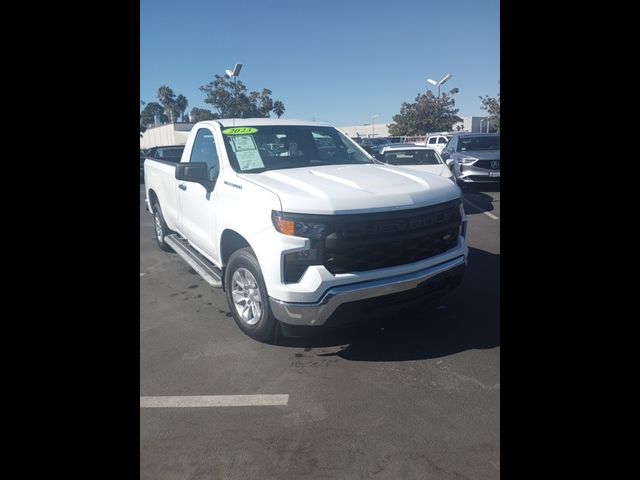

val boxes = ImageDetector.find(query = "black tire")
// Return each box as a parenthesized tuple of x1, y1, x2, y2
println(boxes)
(152, 201, 174, 252)
(224, 247, 278, 343)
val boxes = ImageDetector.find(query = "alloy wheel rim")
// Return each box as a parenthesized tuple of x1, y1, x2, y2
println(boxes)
(231, 268, 262, 326)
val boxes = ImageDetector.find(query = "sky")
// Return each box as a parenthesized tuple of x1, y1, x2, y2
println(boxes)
(140, 0, 499, 127)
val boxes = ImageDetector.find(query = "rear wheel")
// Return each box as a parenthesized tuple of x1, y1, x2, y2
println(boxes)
(152, 202, 174, 252)
(224, 247, 278, 343)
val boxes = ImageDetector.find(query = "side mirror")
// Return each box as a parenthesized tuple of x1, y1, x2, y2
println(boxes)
(446, 159, 454, 167)
(175, 162, 214, 191)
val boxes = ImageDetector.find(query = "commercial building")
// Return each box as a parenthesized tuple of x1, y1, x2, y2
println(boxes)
(336, 115, 496, 139)
(140, 115, 497, 150)
(140, 123, 195, 149)
(336, 123, 391, 138)
(452, 116, 497, 133)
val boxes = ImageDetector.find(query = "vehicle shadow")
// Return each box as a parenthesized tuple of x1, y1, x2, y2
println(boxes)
(275, 246, 500, 361)
(462, 190, 498, 215)
(462, 183, 500, 193)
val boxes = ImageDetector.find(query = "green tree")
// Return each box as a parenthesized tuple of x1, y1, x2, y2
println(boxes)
(140, 100, 147, 135)
(388, 89, 462, 136)
(175, 94, 189, 122)
(258, 88, 274, 117)
(189, 107, 218, 122)
(157, 85, 177, 123)
(273, 100, 285, 118)
(199, 74, 285, 118)
(140, 102, 167, 128)
(479, 92, 500, 133)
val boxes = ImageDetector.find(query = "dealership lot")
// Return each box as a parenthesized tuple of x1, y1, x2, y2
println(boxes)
(140, 184, 500, 480)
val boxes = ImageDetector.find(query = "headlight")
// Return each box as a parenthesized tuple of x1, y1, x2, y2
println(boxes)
(272, 211, 327, 283)
(459, 157, 477, 165)
(272, 211, 326, 238)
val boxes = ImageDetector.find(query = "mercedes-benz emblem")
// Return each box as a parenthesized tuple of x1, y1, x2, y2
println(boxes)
(491, 160, 499, 169)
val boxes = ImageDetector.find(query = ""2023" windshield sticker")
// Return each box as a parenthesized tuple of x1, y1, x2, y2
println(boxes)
(222, 127, 258, 135)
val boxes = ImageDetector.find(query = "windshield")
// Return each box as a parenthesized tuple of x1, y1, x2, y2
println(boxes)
(381, 149, 443, 166)
(221, 125, 373, 173)
(457, 135, 500, 152)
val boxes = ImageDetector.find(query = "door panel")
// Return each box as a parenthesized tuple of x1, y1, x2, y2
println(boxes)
(178, 127, 221, 261)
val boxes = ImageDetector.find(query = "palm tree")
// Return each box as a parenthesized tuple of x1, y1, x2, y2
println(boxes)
(157, 86, 177, 123)
(175, 94, 188, 122)
(273, 100, 285, 119)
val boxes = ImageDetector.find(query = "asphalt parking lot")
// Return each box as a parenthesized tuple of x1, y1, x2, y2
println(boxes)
(140, 183, 500, 480)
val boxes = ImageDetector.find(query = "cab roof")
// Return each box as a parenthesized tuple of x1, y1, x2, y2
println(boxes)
(198, 118, 332, 128)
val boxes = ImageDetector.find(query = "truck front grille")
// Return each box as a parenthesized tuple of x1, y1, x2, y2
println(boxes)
(322, 200, 461, 275)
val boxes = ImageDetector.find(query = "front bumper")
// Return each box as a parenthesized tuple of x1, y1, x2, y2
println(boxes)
(269, 255, 465, 326)
(458, 165, 500, 182)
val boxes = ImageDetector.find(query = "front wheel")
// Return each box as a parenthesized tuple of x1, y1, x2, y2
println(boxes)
(224, 247, 278, 343)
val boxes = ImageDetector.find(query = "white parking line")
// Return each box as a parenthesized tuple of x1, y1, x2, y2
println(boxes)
(140, 394, 289, 408)
(464, 199, 500, 220)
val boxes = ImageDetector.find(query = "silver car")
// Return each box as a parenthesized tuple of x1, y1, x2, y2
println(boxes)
(440, 133, 500, 185)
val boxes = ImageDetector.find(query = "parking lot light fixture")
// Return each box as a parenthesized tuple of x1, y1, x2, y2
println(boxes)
(427, 73, 453, 98)
(372, 114, 380, 138)
(225, 63, 243, 117)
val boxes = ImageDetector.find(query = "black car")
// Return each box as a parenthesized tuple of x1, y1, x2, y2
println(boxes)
(141, 145, 185, 179)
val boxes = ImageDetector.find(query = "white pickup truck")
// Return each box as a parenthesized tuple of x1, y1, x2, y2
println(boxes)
(144, 119, 468, 342)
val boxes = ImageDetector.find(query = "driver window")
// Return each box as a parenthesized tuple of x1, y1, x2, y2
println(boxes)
(189, 128, 219, 181)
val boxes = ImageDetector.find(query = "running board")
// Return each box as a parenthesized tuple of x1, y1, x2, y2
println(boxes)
(165, 234, 223, 288)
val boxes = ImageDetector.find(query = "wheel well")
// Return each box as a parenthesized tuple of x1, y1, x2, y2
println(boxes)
(220, 230, 251, 267)
(148, 189, 159, 213)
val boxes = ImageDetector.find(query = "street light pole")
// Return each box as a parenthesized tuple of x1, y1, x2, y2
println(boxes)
(225, 63, 243, 117)
(372, 114, 380, 138)
(427, 74, 453, 98)
(234, 76, 238, 116)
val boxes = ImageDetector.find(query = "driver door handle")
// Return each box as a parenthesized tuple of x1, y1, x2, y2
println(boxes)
(179, 184, 187, 191)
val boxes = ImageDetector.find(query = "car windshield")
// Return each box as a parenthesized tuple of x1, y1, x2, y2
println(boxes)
(157, 147, 184, 161)
(221, 125, 373, 173)
(381, 149, 443, 166)
(457, 135, 500, 152)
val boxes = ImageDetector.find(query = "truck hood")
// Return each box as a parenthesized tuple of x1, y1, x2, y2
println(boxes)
(394, 164, 453, 178)
(457, 150, 500, 160)
(240, 164, 461, 215)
